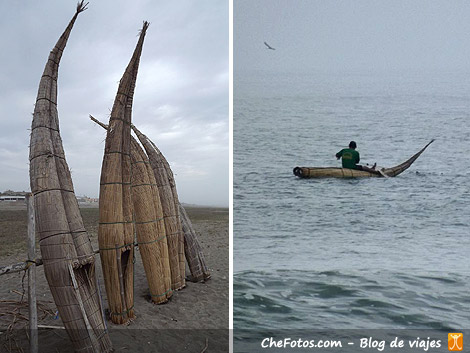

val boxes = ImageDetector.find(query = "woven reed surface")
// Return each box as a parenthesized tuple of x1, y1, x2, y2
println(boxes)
(179, 204, 211, 281)
(179, 204, 203, 281)
(29, 2, 112, 352)
(149, 140, 187, 287)
(91, 115, 173, 303)
(131, 138, 172, 303)
(382, 139, 434, 177)
(300, 167, 378, 178)
(145, 132, 210, 282)
(98, 21, 149, 324)
(132, 126, 184, 290)
(145, 137, 186, 286)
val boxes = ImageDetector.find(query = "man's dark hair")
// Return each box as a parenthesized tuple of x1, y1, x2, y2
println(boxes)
(349, 141, 357, 149)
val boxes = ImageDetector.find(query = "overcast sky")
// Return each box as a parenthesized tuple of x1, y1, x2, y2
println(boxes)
(0, 0, 228, 207)
(235, 0, 470, 73)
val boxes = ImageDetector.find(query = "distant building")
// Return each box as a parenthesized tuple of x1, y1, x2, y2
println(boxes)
(0, 195, 26, 202)
(76, 196, 99, 203)
(1, 192, 98, 203)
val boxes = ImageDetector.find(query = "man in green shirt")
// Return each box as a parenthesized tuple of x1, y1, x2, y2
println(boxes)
(336, 141, 376, 172)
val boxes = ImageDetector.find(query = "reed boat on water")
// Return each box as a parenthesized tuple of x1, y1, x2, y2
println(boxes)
(293, 140, 434, 178)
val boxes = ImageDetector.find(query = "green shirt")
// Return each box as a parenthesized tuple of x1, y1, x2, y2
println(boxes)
(336, 148, 360, 169)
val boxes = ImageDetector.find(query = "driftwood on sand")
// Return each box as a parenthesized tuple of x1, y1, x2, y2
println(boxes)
(91, 116, 172, 304)
(28, 2, 111, 352)
(98, 21, 149, 324)
(132, 125, 210, 282)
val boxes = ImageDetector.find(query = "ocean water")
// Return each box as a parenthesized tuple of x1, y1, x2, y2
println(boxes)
(233, 70, 470, 336)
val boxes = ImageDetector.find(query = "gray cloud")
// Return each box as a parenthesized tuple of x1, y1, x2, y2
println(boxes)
(0, 0, 228, 207)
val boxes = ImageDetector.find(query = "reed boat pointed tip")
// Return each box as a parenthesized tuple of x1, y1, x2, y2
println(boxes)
(76, 1, 89, 13)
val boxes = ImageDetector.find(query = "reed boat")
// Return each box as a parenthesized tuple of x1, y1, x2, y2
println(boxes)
(98, 22, 149, 324)
(29, 2, 112, 351)
(293, 140, 434, 178)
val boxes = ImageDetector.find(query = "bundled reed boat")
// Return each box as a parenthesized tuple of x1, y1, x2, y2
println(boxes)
(132, 125, 185, 290)
(91, 116, 172, 303)
(29, 2, 112, 351)
(132, 126, 212, 284)
(179, 203, 211, 282)
(130, 138, 173, 302)
(138, 132, 210, 282)
(94, 119, 210, 284)
(98, 22, 149, 324)
(293, 140, 434, 178)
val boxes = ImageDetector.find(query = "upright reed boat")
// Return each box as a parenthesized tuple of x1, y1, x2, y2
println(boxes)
(29, 2, 112, 351)
(98, 22, 148, 324)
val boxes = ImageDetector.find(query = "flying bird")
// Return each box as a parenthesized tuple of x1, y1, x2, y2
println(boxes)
(264, 41, 275, 50)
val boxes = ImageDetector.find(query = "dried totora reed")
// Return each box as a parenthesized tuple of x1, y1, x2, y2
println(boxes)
(98, 21, 149, 324)
(91, 115, 172, 303)
(29, 2, 112, 352)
